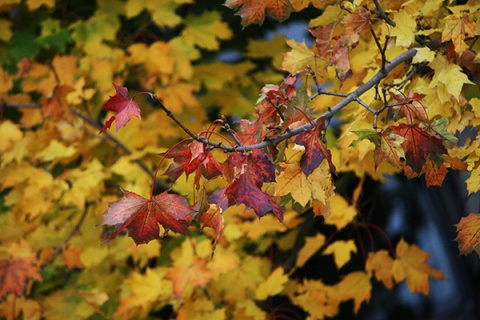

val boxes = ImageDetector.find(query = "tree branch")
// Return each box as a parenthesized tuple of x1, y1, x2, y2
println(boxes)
(185, 48, 418, 153)
(372, 0, 396, 27)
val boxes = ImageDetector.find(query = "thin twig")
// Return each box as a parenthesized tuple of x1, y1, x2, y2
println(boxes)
(373, 0, 396, 27)
(150, 94, 198, 140)
(221, 115, 243, 148)
(355, 97, 377, 114)
(371, 28, 387, 71)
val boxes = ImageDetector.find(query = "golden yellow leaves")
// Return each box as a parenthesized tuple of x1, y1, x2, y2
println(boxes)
(125, 0, 193, 27)
(442, 11, 476, 55)
(182, 11, 232, 50)
(366, 239, 444, 294)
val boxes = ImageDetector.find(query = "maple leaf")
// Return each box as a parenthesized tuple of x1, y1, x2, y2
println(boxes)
(344, 7, 371, 44)
(296, 233, 326, 268)
(353, 129, 406, 169)
(224, 0, 294, 27)
(201, 204, 224, 249)
(101, 189, 192, 245)
(390, 123, 447, 173)
(391, 91, 428, 124)
(330, 37, 352, 82)
(99, 83, 141, 133)
(295, 120, 336, 176)
(226, 171, 285, 221)
(393, 239, 444, 294)
(308, 24, 333, 58)
(220, 150, 284, 220)
(324, 240, 357, 269)
(0, 258, 42, 298)
(455, 213, 480, 257)
(424, 157, 448, 187)
(365, 250, 394, 289)
(442, 12, 476, 55)
(166, 257, 212, 298)
(163, 141, 223, 185)
(255, 267, 289, 300)
(336, 271, 372, 314)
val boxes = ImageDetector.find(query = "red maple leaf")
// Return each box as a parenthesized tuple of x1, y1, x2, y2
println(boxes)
(295, 120, 336, 176)
(391, 91, 427, 124)
(213, 150, 284, 220)
(101, 189, 192, 245)
(226, 172, 284, 221)
(0, 258, 42, 298)
(390, 123, 447, 173)
(163, 141, 223, 186)
(237, 119, 262, 145)
(225, 0, 294, 27)
(99, 84, 141, 133)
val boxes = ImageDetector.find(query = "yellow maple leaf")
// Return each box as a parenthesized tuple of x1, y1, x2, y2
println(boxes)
(323, 240, 357, 269)
(176, 296, 225, 320)
(455, 213, 480, 257)
(296, 233, 326, 268)
(442, 12, 476, 55)
(127, 41, 175, 77)
(429, 54, 473, 102)
(324, 194, 357, 229)
(255, 267, 289, 300)
(0, 121, 23, 152)
(292, 279, 340, 319)
(390, 11, 416, 47)
(182, 11, 232, 50)
(282, 39, 325, 76)
(117, 268, 172, 314)
(392, 238, 444, 294)
(125, 0, 193, 27)
(335, 271, 372, 314)
(274, 162, 312, 207)
(246, 34, 287, 69)
(0, 19, 12, 42)
(466, 166, 480, 195)
(365, 250, 394, 289)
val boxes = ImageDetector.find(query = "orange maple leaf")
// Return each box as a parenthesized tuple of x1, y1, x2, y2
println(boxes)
(455, 213, 480, 257)
(392, 239, 444, 294)
(424, 157, 448, 187)
(225, 0, 294, 27)
(365, 250, 394, 289)
(166, 257, 212, 298)
(442, 12, 476, 55)
(0, 258, 42, 298)
(344, 7, 371, 44)
(201, 204, 224, 249)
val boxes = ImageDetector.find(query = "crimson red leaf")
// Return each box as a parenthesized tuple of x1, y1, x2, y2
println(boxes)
(295, 120, 336, 176)
(390, 123, 447, 173)
(163, 141, 223, 185)
(99, 83, 141, 133)
(226, 172, 284, 221)
(101, 189, 192, 245)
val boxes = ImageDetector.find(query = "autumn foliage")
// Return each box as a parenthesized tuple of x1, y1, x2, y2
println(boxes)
(1, 0, 480, 319)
